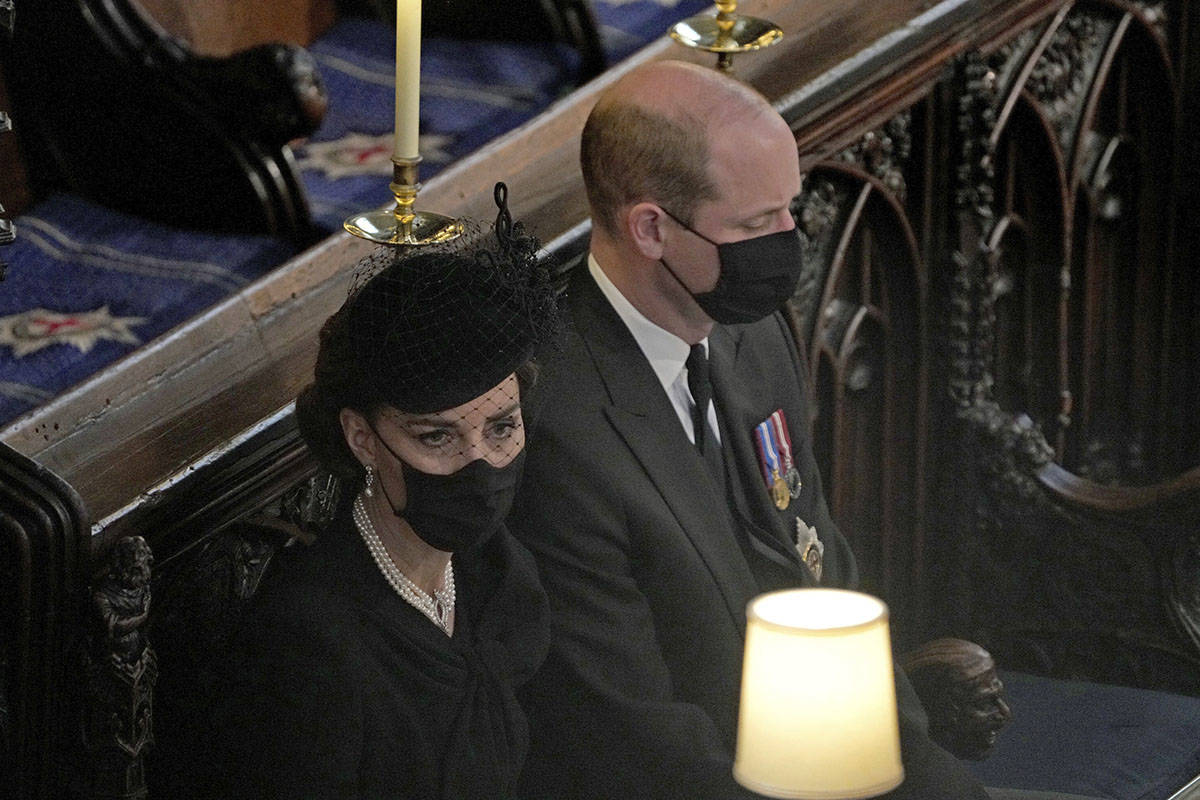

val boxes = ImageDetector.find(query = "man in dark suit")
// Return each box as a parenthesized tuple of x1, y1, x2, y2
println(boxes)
(510, 59, 995, 799)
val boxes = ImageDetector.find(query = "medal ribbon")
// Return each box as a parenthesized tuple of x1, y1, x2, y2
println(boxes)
(754, 416, 783, 488)
(768, 410, 794, 474)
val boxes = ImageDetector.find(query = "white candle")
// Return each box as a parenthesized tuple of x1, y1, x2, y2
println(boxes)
(394, 0, 422, 161)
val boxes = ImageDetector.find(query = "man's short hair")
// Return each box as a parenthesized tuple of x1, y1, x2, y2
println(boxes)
(580, 100, 718, 235)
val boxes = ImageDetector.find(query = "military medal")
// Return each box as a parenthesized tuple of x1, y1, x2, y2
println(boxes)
(770, 470, 790, 510)
(754, 409, 802, 510)
(795, 519, 824, 583)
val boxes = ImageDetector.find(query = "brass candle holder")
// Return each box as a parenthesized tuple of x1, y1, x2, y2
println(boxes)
(344, 157, 463, 246)
(669, 0, 783, 72)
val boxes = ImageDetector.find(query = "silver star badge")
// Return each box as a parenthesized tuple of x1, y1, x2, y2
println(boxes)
(794, 518, 824, 582)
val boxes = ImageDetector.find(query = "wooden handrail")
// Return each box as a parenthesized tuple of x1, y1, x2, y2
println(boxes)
(1037, 462, 1200, 517)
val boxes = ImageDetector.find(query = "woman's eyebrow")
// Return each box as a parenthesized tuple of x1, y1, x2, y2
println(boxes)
(401, 415, 455, 428)
(487, 401, 522, 422)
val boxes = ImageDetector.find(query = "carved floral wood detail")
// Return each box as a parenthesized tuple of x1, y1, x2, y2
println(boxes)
(933, 22, 1200, 691)
(835, 111, 913, 203)
(789, 3, 1198, 684)
(1025, 8, 1111, 159)
(81, 537, 156, 800)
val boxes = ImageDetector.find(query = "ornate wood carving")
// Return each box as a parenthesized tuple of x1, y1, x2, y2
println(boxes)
(834, 111, 913, 203)
(81, 537, 156, 800)
(790, 178, 848, 344)
(1025, 8, 1112, 160)
(1132, 1, 1167, 39)
(276, 471, 342, 535)
(145, 519, 298, 794)
(150, 527, 279, 673)
(931, 39, 1200, 692)
(786, 108, 927, 627)
(900, 638, 1013, 761)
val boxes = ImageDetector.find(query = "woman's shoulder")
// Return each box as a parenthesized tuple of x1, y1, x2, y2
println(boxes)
(237, 525, 375, 645)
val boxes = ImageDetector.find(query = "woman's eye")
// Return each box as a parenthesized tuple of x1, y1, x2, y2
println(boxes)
(417, 429, 453, 447)
(488, 417, 521, 439)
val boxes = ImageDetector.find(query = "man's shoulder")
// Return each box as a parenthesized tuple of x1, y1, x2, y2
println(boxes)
(530, 270, 616, 400)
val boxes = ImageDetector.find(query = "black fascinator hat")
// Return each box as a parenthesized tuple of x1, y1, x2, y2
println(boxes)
(296, 183, 561, 480)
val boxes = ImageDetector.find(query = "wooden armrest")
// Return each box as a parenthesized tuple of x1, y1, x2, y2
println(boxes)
(1037, 463, 1200, 520)
(900, 638, 1013, 760)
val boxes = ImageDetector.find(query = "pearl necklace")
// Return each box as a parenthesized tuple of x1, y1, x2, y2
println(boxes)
(352, 493, 455, 635)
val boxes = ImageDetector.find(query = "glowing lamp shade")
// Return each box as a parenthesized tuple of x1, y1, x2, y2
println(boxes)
(733, 589, 904, 799)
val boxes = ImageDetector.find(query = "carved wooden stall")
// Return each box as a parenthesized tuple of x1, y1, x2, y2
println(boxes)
(1, 0, 1198, 797)
(780, 0, 1200, 684)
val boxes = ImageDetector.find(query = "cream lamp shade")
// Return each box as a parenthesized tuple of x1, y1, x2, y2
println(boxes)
(733, 588, 904, 799)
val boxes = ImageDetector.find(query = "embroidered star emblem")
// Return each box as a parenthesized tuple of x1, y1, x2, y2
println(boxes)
(0, 307, 146, 357)
(297, 132, 456, 179)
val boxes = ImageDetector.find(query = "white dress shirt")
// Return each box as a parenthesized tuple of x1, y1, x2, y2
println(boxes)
(588, 254, 721, 445)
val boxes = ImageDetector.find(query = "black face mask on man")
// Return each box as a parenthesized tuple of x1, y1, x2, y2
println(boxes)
(369, 423, 525, 553)
(659, 207, 804, 325)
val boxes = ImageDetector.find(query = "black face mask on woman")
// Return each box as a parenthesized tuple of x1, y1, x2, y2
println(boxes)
(370, 424, 525, 553)
(659, 207, 804, 325)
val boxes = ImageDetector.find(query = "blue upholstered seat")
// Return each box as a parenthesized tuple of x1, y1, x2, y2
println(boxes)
(971, 672, 1200, 800)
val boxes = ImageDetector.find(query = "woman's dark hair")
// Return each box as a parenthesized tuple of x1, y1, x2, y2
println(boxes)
(294, 184, 558, 488)
(294, 308, 377, 486)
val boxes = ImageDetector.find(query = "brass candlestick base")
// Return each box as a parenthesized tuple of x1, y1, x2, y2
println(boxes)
(344, 157, 464, 246)
(669, 0, 782, 72)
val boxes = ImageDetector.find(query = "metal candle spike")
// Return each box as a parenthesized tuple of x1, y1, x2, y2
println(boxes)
(669, 0, 783, 73)
(344, 157, 463, 246)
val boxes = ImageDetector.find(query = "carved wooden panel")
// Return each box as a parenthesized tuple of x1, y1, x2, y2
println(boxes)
(788, 120, 927, 635)
(786, 2, 1198, 676)
(982, 0, 1191, 484)
(0, 441, 88, 800)
(922, 0, 1200, 691)
(6, 2, 1198, 794)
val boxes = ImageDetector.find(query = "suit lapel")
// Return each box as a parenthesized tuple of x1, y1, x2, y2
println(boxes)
(709, 325, 809, 577)
(569, 269, 760, 632)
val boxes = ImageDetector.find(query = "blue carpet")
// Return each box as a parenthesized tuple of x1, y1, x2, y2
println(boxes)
(0, 194, 294, 424)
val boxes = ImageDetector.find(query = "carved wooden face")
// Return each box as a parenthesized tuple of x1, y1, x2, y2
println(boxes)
(949, 668, 1012, 759)
(113, 537, 153, 587)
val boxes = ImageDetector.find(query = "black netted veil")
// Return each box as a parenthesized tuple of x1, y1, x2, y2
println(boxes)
(342, 183, 560, 414)
(295, 182, 562, 484)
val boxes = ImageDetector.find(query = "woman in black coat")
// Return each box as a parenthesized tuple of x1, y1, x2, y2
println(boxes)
(202, 187, 559, 798)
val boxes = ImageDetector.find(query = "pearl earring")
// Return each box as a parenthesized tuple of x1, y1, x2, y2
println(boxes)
(363, 464, 376, 498)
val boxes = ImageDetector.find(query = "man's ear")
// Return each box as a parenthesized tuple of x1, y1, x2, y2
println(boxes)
(625, 202, 668, 260)
(340, 407, 376, 468)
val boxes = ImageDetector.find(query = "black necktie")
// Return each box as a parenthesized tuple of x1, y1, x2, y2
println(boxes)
(686, 344, 725, 490)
